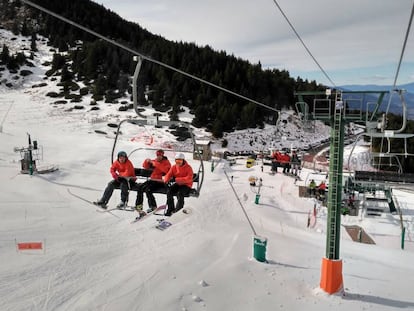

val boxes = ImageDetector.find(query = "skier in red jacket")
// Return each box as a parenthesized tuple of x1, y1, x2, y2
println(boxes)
(280, 152, 291, 174)
(271, 150, 281, 173)
(163, 153, 193, 216)
(317, 180, 327, 200)
(94, 151, 136, 209)
(135, 149, 171, 212)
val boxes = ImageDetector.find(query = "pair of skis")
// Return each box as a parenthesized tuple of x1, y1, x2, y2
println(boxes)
(95, 204, 135, 213)
(130, 205, 167, 224)
(132, 206, 192, 230)
(68, 188, 147, 217)
(154, 208, 192, 231)
(67, 189, 121, 218)
(67, 189, 191, 229)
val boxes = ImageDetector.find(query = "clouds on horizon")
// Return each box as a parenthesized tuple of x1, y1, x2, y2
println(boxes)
(98, 0, 413, 86)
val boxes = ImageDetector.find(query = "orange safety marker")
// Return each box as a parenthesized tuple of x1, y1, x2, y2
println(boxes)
(17, 242, 43, 250)
(320, 257, 343, 294)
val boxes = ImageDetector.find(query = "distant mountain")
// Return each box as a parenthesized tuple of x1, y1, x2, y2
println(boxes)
(339, 84, 414, 120)
(399, 82, 414, 93)
(340, 82, 414, 93)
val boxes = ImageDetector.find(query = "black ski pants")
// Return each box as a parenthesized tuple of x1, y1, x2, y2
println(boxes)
(166, 183, 191, 214)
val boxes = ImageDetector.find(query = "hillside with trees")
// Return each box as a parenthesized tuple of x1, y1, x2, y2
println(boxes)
(2, 0, 414, 172)
(0, 0, 325, 137)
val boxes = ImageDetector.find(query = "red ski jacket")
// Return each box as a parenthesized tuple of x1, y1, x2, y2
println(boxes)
(318, 182, 327, 191)
(164, 161, 193, 188)
(142, 156, 171, 180)
(272, 151, 282, 161)
(280, 153, 291, 164)
(110, 159, 135, 180)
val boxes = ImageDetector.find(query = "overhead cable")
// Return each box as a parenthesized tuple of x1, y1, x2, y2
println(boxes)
(20, 0, 278, 113)
(270, 0, 336, 87)
(380, 2, 413, 166)
(391, 1, 414, 88)
(223, 170, 257, 236)
(382, 3, 413, 121)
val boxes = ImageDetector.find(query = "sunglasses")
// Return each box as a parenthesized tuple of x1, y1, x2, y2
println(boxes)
(175, 159, 184, 163)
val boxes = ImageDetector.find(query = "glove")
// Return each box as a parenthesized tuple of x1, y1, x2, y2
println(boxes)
(145, 159, 154, 168)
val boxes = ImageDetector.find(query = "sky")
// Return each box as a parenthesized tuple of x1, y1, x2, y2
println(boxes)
(1, 28, 414, 310)
(97, 0, 414, 87)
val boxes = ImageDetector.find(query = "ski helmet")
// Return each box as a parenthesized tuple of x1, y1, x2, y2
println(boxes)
(117, 151, 127, 158)
(175, 153, 185, 160)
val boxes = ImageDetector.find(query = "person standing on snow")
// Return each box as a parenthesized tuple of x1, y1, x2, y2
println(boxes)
(308, 179, 317, 196)
(317, 180, 327, 199)
(135, 149, 171, 213)
(163, 153, 193, 216)
(280, 151, 291, 174)
(94, 151, 137, 209)
(290, 150, 301, 176)
(271, 149, 281, 173)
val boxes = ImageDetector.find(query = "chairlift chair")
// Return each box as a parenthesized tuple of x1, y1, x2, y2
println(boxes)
(110, 118, 204, 197)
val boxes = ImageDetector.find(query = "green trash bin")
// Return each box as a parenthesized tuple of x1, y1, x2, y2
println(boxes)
(254, 194, 260, 204)
(253, 235, 267, 262)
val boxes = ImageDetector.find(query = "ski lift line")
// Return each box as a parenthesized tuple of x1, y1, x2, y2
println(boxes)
(132, 56, 148, 118)
(393, 91, 408, 134)
(21, 0, 278, 114)
(0, 101, 14, 128)
(365, 132, 414, 139)
(270, 0, 336, 87)
(110, 119, 130, 165)
(295, 90, 389, 124)
(370, 152, 414, 158)
(376, 91, 408, 167)
(347, 132, 371, 173)
(391, 2, 414, 89)
(346, 132, 411, 173)
(381, 91, 408, 134)
(223, 170, 257, 236)
(380, 2, 413, 163)
(353, 169, 414, 184)
(379, 90, 408, 167)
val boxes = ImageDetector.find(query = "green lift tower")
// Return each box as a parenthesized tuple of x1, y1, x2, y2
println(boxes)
(295, 88, 388, 294)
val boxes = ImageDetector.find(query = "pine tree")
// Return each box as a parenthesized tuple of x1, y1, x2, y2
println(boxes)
(93, 75, 107, 97)
(1, 44, 10, 63)
(30, 33, 38, 52)
(61, 64, 73, 83)
(212, 119, 224, 138)
(21, 20, 30, 36)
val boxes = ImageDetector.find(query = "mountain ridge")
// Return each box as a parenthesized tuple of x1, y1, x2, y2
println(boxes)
(339, 84, 414, 119)
(340, 82, 414, 93)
